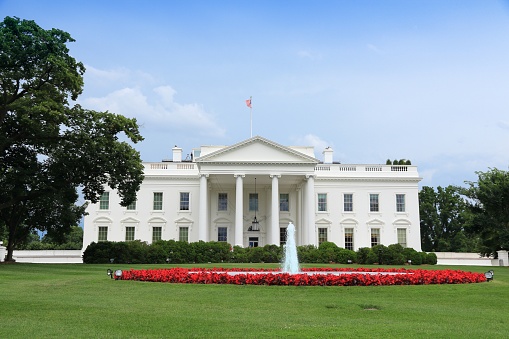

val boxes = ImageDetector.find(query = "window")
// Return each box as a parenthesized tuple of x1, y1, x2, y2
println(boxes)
(318, 228, 328, 245)
(180, 192, 190, 210)
(152, 227, 162, 242)
(98, 226, 108, 242)
(179, 227, 189, 242)
(249, 193, 258, 211)
(318, 193, 327, 212)
(218, 193, 228, 211)
(125, 226, 135, 241)
(126, 200, 136, 210)
(280, 227, 287, 246)
(396, 194, 406, 212)
(280, 193, 289, 212)
(344, 194, 353, 212)
(370, 194, 379, 212)
(99, 192, 109, 210)
(344, 228, 354, 251)
(218, 227, 228, 242)
(397, 228, 407, 247)
(249, 237, 259, 247)
(371, 228, 380, 247)
(153, 192, 163, 210)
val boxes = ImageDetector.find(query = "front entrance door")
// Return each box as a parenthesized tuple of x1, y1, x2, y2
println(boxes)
(249, 237, 259, 247)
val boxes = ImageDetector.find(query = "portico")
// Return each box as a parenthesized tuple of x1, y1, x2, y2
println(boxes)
(195, 137, 319, 246)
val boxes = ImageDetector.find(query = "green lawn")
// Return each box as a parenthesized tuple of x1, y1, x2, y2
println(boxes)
(1, 263, 507, 338)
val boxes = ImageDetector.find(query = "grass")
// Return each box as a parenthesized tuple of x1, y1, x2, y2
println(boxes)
(0, 263, 507, 338)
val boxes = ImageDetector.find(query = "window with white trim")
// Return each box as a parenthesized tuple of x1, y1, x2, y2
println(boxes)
(180, 192, 190, 210)
(280, 227, 287, 246)
(98, 226, 108, 242)
(318, 193, 327, 212)
(344, 228, 354, 251)
(396, 194, 406, 212)
(152, 227, 162, 242)
(218, 227, 228, 242)
(153, 192, 163, 210)
(318, 227, 328, 245)
(397, 228, 407, 247)
(369, 194, 379, 212)
(125, 226, 135, 241)
(99, 192, 109, 210)
(126, 200, 136, 210)
(371, 228, 380, 247)
(218, 193, 228, 211)
(249, 193, 258, 211)
(344, 193, 353, 212)
(280, 193, 289, 212)
(179, 227, 189, 242)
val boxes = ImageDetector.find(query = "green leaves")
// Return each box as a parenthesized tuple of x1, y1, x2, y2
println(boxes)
(0, 16, 144, 259)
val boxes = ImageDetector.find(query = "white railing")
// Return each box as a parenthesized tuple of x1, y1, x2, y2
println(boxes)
(146, 162, 195, 171)
(314, 164, 417, 175)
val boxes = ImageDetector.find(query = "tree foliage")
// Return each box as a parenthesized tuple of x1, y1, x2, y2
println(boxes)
(0, 17, 144, 260)
(459, 168, 509, 256)
(419, 185, 478, 252)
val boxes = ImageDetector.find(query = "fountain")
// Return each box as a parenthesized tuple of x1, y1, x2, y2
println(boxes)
(282, 222, 300, 274)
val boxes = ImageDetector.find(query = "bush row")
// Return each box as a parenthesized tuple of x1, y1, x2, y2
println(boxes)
(83, 240, 436, 265)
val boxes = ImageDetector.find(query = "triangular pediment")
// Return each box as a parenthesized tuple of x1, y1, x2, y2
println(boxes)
(196, 136, 319, 164)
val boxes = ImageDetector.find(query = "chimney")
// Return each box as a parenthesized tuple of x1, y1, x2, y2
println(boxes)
(323, 146, 333, 164)
(172, 145, 182, 162)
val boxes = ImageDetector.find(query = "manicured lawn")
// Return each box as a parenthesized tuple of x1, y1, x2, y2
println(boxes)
(1, 263, 507, 338)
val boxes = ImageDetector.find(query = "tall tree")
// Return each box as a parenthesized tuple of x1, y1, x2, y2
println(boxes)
(419, 185, 476, 252)
(460, 168, 509, 256)
(0, 17, 144, 261)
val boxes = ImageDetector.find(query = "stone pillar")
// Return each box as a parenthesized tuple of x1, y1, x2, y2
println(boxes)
(270, 175, 280, 245)
(497, 250, 509, 266)
(0, 241, 6, 262)
(234, 174, 245, 247)
(306, 175, 316, 246)
(198, 174, 208, 241)
(296, 185, 303, 245)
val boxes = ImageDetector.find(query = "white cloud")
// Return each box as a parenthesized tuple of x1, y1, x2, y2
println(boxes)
(81, 84, 226, 138)
(293, 134, 333, 159)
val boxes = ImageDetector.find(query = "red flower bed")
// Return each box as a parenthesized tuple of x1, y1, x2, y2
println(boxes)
(115, 267, 487, 286)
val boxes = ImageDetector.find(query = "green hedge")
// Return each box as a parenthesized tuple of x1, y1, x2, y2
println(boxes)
(83, 240, 435, 265)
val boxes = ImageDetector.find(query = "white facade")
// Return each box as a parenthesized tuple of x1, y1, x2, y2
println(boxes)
(83, 136, 422, 251)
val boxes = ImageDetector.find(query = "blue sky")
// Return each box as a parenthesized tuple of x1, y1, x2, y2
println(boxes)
(2, 0, 509, 188)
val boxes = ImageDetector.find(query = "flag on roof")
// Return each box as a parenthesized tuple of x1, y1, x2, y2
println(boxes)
(245, 97, 252, 108)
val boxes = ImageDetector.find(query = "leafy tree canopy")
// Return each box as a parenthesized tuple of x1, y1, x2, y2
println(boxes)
(419, 185, 478, 252)
(0, 17, 144, 261)
(459, 168, 509, 256)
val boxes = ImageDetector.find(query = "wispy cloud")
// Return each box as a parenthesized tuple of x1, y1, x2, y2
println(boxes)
(497, 120, 509, 131)
(366, 43, 384, 55)
(297, 50, 323, 60)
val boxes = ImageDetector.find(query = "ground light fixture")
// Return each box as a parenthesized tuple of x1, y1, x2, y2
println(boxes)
(485, 270, 494, 282)
(106, 269, 123, 279)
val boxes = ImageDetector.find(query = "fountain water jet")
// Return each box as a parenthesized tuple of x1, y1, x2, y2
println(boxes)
(281, 222, 300, 274)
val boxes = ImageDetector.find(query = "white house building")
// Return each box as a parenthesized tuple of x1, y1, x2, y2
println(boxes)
(83, 136, 422, 251)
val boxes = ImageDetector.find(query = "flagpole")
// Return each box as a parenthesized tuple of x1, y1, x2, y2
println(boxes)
(249, 96, 252, 138)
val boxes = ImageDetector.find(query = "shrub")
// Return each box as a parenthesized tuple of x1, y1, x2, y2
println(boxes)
(337, 248, 357, 264)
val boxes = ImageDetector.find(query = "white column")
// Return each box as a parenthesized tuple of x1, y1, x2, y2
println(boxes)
(270, 175, 280, 245)
(198, 174, 208, 241)
(296, 185, 303, 245)
(234, 174, 244, 247)
(306, 175, 316, 246)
